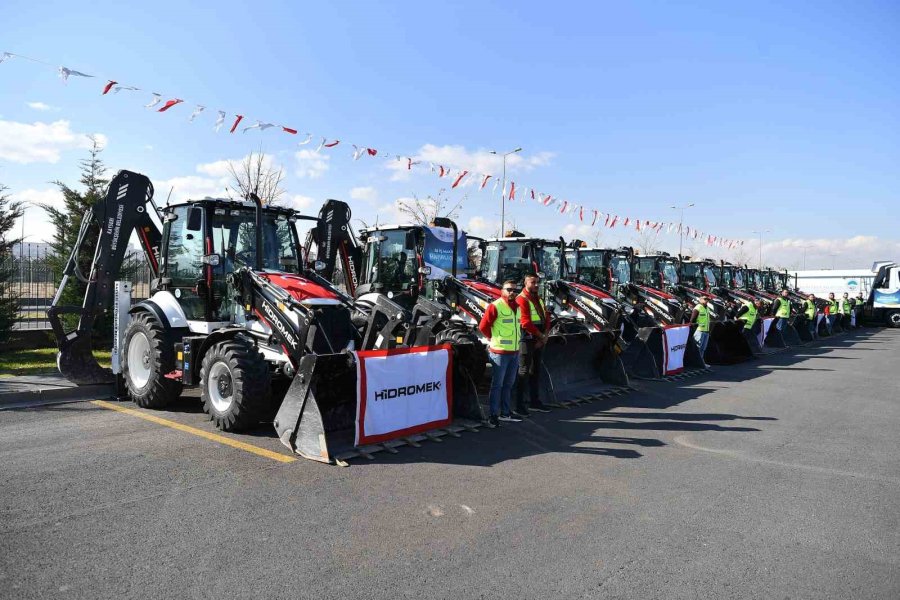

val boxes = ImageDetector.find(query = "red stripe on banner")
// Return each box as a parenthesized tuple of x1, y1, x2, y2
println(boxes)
(158, 98, 183, 112)
(102, 80, 117, 95)
(354, 344, 454, 446)
(282, 126, 298, 134)
(229, 114, 244, 133)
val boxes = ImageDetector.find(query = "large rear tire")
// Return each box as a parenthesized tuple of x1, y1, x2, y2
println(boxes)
(123, 312, 182, 409)
(200, 335, 271, 431)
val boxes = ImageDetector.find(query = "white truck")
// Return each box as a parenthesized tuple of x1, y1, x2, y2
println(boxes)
(790, 262, 899, 327)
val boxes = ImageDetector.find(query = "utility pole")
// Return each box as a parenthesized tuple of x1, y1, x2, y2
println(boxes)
(490, 147, 522, 236)
(670, 203, 694, 257)
(752, 229, 770, 269)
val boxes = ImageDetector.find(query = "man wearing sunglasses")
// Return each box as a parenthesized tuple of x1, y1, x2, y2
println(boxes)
(478, 280, 524, 426)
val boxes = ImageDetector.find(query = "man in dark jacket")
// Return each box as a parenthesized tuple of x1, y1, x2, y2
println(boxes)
(514, 274, 552, 416)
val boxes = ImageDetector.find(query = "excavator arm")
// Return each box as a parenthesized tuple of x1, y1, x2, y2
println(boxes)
(48, 170, 163, 385)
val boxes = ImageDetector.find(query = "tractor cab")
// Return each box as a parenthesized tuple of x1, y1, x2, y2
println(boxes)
(679, 258, 719, 293)
(159, 199, 324, 323)
(719, 263, 745, 290)
(355, 225, 425, 308)
(565, 246, 633, 296)
(633, 253, 680, 292)
(478, 235, 566, 286)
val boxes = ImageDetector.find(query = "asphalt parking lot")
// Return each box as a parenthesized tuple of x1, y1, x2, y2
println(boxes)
(1, 328, 898, 599)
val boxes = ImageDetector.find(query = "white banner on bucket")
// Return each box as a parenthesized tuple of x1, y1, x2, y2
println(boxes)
(758, 317, 775, 347)
(354, 344, 453, 446)
(662, 324, 691, 375)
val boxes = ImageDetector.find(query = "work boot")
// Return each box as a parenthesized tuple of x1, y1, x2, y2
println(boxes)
(488, 415, 500, 428)
(499, 414, 522, 423)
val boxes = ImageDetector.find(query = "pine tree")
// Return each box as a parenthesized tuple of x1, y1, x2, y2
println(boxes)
(40, 136, 111, 336)
(0, 182, 25, 339)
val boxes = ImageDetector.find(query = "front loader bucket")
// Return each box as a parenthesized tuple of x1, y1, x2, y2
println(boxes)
(705, 320, 754, 365)
(538, 331, 628, 404)
(742, 326, 764, 355)
(57, 335, 114, 385)
(778, 318, 802, 346)
(764, 323, 787, 348)
(274, 353, 358, 464)
(447, 343, 484, 422)
(791, 316, 813, 342)
(619, 327, 663, 379)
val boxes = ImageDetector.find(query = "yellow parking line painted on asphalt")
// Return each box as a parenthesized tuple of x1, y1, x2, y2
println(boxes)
(90, 400, 297, 463)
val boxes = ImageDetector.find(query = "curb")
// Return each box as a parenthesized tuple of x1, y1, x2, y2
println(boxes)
(0, 384, 114, 408)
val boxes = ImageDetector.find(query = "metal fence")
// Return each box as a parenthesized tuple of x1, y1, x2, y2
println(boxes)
(3, 246, 154, 331)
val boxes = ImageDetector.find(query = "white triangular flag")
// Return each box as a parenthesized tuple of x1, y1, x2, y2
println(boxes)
(145, 93, 162, 109)
(188, 105, 205, 122)
(214, 111, 226, 132)
(243, 120, 276, 133)
(58, 66, 94, 83)
(297, 133, 313, 145)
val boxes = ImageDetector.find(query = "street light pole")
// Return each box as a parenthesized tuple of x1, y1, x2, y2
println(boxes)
(670, 203, 694, 257)
(801, 244, 814, 270)
(490, 147, 522, 236)
(751, 229, 770, 269)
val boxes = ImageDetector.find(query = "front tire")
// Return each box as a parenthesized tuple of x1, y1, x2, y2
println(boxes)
(123, 312, 182, 408)
(887, 311, 900, 328)
(200, 335, 271, 431)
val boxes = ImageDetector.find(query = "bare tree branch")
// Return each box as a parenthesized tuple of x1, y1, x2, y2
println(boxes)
(396, 189, 461, 226)
(227, 147, 286, 204)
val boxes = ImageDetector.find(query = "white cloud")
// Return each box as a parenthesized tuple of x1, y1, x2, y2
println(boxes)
(286, 194, 316, 211)
(386, 144, 555, 182)
(154, 175, 230, 203)
(466, 216, 498, 238)
(295, 149, 330, 179)
(753, 236, 900, 270)
(26, 101, 58, 112)
(349, 186, 377, 203)
(0, 119, 107, 164)
(12, 188, 65, 243)
(562, 223, 597, 240)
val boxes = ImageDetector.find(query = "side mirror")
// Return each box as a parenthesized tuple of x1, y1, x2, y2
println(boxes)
(418, 266, 432, 276)
(201, 253, 221, 266)
(187, 206, 203, 231)
(314, 260, 326, 272)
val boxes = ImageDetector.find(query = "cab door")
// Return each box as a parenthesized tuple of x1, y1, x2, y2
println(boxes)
(161, 205, 209, 321)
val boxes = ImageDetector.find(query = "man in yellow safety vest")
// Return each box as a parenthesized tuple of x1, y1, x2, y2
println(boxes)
(804, 294, 818, 339)
(839, 292, 853, 329)
(478, 279, 523, 427)
(773, 289, 793, 335)
(689, 296, 711, 368)
(826, 293, 838, 335)
(735, 297, 763, 351)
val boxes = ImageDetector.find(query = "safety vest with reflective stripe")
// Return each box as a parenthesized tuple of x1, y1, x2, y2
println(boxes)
(489, 299, 520, 353)
(776, 297, 791, 318)
(827, 299, 838, 314)
(839, 298, 852, 314)
(694, 303, 710, 333)
(518, 292, 546, 327)
(741, 300, 758, 331)
(804, 299, 816, 319)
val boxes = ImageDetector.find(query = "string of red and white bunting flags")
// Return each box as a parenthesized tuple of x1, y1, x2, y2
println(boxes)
(1, 51, 745, 249)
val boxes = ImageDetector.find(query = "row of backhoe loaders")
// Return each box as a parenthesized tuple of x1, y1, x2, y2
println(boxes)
(48, 170, 845, 464)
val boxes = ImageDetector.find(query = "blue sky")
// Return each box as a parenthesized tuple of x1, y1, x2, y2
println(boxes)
(1, 0, 897, 269)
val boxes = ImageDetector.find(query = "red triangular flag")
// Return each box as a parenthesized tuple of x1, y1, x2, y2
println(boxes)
(623, 217, 630, 227)
(480, 174, 492, 189)
(609, 215, 618, 227)
(229, 115, 244, 133)
(158, 99, 183, 112)
(282, 126, 298, 134)
(508, 182, 516, 200)
(439, 165, 446, 177)
(367, 148, 378, 156)
(102, 80, 117, 95)
(452, 170, 469, 189)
